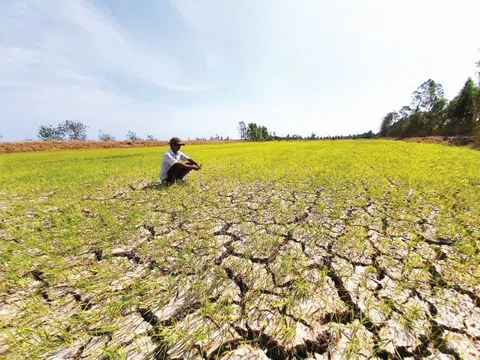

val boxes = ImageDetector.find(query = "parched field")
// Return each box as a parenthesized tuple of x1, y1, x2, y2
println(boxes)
(0, 140, 479, 359)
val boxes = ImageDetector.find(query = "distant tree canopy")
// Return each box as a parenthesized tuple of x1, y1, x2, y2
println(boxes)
(238, 121, 247, 140)
(237, 122, 273, 141)
(126, 130, 140, 141)
(444, 78, 478, 135)
(380, 62, 480, 138)
(98, 131, 115, 141)
(38, 125, 63, 141)
(246, 123, 271, 141)
(38, 120, 87, 141)
(62, 120, 88, 140)
(237, 121, 375, 141)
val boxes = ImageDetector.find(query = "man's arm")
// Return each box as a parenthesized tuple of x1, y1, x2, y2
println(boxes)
(163, 152, 199, 172)
(187, 158, 200, 167)
(175, 162, 199, 170)
(180, 152, 200, 168)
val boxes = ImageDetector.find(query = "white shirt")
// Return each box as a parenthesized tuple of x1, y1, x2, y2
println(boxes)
(160, 148, 190, 181)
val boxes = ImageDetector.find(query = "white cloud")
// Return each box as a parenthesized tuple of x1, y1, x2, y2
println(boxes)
(0, 0, 213, 92)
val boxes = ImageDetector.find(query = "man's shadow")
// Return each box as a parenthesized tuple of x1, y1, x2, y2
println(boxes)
(140, 182, 167, 191)
(134, 179, 189, 191)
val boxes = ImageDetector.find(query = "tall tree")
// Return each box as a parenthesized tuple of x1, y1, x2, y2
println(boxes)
(247, 123, 258, 141)
(475, 58, 480, 129)
(477, 58, 480, 84)
(404, 80, 447, 136)
(98, 131, 115, 141)
(126, 130, 139, 141)
(380, 112, 398, 136)
(398, 106, 413, 119)
(38, 125, 65, 140)
(58, 120, 88, 140)
(429, 97, 448, 134)
(260, 125, 269, 141)
(244, 123, 272, 141)
(445, 78, 478, 135)
(411, 79, 445, 113)
(237, 121, 247, 140)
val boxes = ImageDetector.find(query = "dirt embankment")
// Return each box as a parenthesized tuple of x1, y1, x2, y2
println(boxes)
(0, 140, 240, 153)
(1, 137, 477, 153)
(387, 136, 477, 148)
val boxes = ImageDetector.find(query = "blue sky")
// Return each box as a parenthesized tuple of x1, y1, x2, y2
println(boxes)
(1, 0, 479, 141)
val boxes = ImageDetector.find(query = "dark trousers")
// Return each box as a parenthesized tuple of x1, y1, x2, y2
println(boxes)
(166, 161, 193, 183)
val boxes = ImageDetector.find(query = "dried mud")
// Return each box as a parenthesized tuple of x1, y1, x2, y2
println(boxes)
(1, 180, 479, 359)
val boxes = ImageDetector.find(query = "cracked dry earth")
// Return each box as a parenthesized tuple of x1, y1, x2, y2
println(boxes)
(1, 180, 480, 359)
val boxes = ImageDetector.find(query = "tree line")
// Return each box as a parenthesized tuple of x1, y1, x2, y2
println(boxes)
(27, 120, 375, 143)
(32, 122, 234, 142)
(38, 120, 88, 141)
(237, 121, 376, 141)
(380, 59, 480, 138)
(35, 121, 160, 142)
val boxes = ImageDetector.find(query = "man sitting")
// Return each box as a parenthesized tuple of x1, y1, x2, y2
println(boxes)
(160, 137, 201, 185)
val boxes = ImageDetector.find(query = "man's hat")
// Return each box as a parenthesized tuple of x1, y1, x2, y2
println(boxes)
(169, 137, 185, 146)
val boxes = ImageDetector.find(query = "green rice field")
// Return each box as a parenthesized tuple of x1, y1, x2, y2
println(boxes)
(0, 140, 479, 359)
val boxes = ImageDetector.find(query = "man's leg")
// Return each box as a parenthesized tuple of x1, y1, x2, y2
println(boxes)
(166, 162, 193, 184)
(176, 161, 194, 181)
(166, 163, 181, 184)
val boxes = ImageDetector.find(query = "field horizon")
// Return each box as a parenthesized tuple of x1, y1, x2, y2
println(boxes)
(0, 135, 477, 154)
